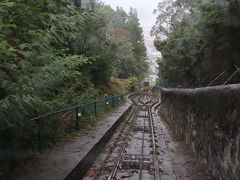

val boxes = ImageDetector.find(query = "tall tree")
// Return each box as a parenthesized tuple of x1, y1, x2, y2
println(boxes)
(153, 0, 240, 87)
(99, 5, 148, 81)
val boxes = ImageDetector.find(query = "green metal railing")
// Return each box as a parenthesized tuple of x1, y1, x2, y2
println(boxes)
(0, 94, 123, 171)
(0, 94, 123, 132)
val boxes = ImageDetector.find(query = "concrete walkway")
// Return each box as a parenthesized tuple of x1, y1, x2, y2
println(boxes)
(10, 100, 131, 180)
(153, 111, 212, 179)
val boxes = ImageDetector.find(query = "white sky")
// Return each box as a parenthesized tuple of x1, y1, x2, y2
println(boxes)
(102, 0, 159, 28)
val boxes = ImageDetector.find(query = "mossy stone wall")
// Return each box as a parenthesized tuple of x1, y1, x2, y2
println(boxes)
(155, 85, 240, 179)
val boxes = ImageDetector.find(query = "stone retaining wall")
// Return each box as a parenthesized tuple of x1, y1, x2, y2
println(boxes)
(155, 85, 240, 179)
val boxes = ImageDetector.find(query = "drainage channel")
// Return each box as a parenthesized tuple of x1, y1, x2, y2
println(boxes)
(83, 94, 161, 180)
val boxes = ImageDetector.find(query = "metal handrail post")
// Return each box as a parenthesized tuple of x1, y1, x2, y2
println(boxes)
(105, 96, 107, 109)
(36, 120, 42, 153)
(94, 99, 97, 116)
(112, 96, 115, 108)
(75, 102, 79, 129)
(223, 66, 240, 85)
(207, 71, 225, 86)
(198, 75, 209, 87)
(191, 79, 199, 88)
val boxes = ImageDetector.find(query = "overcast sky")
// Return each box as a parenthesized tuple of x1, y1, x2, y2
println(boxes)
(102, 0, 159, 28)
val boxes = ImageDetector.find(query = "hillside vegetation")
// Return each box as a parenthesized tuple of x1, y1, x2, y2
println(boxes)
(152, 0, 240, 87)
(0, 0, 148, 128)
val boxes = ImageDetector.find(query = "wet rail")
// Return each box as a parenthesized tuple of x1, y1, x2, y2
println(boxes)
(83, 93, 161, 180)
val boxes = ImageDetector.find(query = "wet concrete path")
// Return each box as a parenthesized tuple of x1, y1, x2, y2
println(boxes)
(152, 111, 211, 180)
(9, 99, 132, 180)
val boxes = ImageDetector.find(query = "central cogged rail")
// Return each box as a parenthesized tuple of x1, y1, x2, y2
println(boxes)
(85, 93, 161, 180)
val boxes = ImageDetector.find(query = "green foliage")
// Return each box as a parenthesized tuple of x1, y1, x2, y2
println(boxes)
(0, 0, 148, 128)
(153, 0, 240, 87)
(0, 0, 98, 128)
(0, 0, 148, 176)
(100, 5, 148, 81)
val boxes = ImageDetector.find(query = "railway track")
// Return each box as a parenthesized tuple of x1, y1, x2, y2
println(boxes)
(83, 93, 161, 180)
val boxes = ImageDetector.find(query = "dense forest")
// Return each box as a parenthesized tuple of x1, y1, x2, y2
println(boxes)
(152, 0, 240, 87)
(0, 0, 148, 128)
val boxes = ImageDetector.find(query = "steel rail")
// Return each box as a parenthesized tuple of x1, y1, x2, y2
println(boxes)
(138, 95, 152, 105)
(153, 98, 161, 112)
(107, 95, 152, 180)
(107, 107, 140, 180)
(139, 108, 147, 180)
(138, 95, 160, 180)
(93, 106, 136, 180)
(149, 102, 161, 180)
(98, 94, 161, 180)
